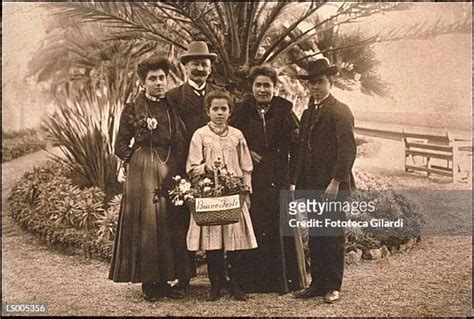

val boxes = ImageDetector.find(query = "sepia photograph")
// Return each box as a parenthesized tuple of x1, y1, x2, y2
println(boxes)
(2, 1, 472, 317)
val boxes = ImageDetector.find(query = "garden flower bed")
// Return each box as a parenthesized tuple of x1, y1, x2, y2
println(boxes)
(8, 161, 423, 265)
(2, 128, 48, 162)
(8, 162, 117, 261)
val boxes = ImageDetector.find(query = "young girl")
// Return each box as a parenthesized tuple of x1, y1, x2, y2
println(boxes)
(186, 90, 257, 301)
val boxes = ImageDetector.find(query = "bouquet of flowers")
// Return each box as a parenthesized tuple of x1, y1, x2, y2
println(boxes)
(167, 159, 250, 226)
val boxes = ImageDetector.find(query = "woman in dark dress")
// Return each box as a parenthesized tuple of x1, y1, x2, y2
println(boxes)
(230, 65, 307, 294)
(109, 56, 195, 301)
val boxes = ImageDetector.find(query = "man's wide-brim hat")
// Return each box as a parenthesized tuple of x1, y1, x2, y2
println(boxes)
(297, 58, 339, 80)
(180, 41, 217, 64)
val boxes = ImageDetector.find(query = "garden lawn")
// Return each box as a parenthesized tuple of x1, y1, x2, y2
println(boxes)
(2, 142, 472, 316)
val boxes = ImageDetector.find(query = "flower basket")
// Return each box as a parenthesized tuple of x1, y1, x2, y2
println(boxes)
(167, 159, 250, 227)
(187, 194, 243, 226)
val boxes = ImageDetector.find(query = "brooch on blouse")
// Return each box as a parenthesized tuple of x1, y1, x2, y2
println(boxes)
(146, 117, 158, 130)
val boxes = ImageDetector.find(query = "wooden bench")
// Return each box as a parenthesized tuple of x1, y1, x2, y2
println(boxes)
(403, 131, 472, 182)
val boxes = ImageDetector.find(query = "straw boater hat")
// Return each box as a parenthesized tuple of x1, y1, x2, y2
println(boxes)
(297, 57, 339, 80)
(180, 41, 217, 65)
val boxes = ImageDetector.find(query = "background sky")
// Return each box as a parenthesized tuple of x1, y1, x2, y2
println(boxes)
(2, 2, 471, 134)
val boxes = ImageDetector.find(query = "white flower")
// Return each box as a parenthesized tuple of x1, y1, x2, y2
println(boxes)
(203, 186, 211, 193)
(179, 182, 191, 193)
(147, 117, 158, 130)
(172, 175, 182, 182)
(175, 199, 184, 206)
(203, 178, 212, 184)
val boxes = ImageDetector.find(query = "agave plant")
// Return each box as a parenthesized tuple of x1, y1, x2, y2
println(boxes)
(42, 56, 135, 194)
(50, 192, 81, 227)
(96, 194, 121, 241)
(74, 187, 106, 232)
(35, 176, 72, 217)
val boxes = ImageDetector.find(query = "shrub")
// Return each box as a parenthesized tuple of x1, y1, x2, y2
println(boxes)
(2, 128, 47, 162)
(42, 65, 131, 196)
(96, 194, 121, 241)
(297, 171, 423, 265)
(346, 172, 423, 250)
(48, 183, 82, 227)
(8, 161, 114, 261)
(75, 187, 106, 231)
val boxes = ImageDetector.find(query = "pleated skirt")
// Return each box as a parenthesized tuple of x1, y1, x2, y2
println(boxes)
(108, 147, 195, 283)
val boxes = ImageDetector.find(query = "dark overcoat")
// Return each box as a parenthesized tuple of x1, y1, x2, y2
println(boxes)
(292, 94, 356, 192)
(292, 93, 356, 294)
(230, 96, 307, 293)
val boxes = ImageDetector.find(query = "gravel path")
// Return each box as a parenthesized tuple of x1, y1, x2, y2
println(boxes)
(2, 144, 472, 316)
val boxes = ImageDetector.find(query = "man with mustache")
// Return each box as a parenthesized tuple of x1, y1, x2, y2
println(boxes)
(292, 58, 356, 303)
(166, 41, 221, 294)
(167, 41, 221, 141)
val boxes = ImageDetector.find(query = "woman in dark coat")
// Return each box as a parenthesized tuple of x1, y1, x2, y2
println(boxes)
(109, 56, 195, 301)
(230, 65, 307, 294)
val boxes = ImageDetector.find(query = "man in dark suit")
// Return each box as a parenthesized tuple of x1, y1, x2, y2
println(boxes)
(166, 41, 222, 299)
(291, 58, 356, 303)
(167, 41, 221, 140)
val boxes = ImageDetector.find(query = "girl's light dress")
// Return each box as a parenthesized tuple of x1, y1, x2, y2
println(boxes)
(186, 125, 258, 251)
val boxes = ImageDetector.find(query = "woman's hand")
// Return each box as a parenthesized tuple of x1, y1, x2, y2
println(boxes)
(324, 178, 340, 201)
(289, 184, 296, 201)
(250, 150, 264, 164)
(117, 166, 127, 183)
(244, 194, 251, 210)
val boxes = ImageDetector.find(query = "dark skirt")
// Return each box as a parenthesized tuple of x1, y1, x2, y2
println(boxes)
(236, 159, 307, 294)
(108, 147, 196, 283)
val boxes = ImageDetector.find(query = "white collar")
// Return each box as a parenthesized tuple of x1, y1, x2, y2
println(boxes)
(314, 93, 330, 108)
(145, 92, 164, 102)
(188, 79, 206, 91)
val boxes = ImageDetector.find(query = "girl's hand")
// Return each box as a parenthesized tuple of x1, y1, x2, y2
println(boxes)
(205, 163, 215, 173)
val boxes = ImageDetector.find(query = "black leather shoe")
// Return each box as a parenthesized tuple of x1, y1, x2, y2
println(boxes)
(293, 286, 325, 299)
(175, 279, 190, 293)
(206, 287, 222, 301)
(159, 284, 184, 299)
(230, 287, 248, 301)
(142, 293, 160, 302)
(142, 282, 160, 302)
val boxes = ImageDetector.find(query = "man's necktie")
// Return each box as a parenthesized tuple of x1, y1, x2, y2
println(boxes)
(194, 89, 205, 97)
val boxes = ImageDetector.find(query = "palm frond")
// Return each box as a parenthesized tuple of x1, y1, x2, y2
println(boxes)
(259, 1, 325, 63)
(56, 2, 188, 49)
(251, 2, 290, 60)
